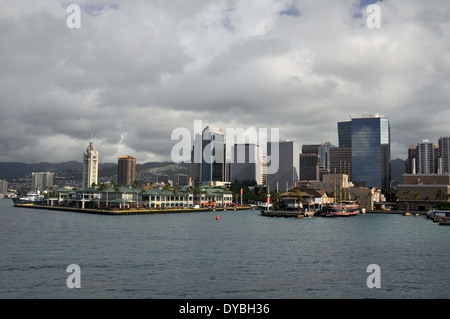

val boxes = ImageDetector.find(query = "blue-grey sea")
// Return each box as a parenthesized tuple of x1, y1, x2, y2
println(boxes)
(0, 199, 448, 299)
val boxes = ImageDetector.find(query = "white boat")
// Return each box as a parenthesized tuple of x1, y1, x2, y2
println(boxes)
(427, 209, 450, 221)
(12, 191, 45, 205)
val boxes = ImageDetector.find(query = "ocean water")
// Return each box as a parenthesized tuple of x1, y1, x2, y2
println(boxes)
(0, 199, 448, 299)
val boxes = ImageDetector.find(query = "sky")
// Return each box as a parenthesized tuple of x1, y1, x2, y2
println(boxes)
(1, 0, 449, 164)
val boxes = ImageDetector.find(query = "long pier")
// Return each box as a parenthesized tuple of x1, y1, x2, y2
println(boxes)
(13, 203, 251, 216)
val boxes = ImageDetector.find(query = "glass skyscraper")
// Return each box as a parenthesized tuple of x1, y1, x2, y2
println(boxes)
(203, 127, 226, 183)
(191, 126, 226, 185)
(338, 115, 391, 191)
(337, 121, 352, 147)
(438, 136, 450, 174)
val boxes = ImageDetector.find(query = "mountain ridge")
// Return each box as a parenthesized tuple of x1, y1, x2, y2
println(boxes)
(0, 161, 190, 179)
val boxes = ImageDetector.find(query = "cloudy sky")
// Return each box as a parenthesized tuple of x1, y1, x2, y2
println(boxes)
(1, 0, 449, 164)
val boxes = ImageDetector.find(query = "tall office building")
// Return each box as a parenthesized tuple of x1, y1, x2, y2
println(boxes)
(173, 174, 189, 187)
(338, 121, 352, 147)
(330, 146, 352, 181)
(191, 126, 226, 185)
(229, 143, 263, 185)
(299, 153, 320, 181)
(117, 155, 136, 186)
(438, 136, 450, 174)
(405, 144, 418, 174)
(202, 127, 226, 184)
(82, 142, 99, 188)
(0, 180, 8, 194)
(302, 142, 332, 170)
(406, 141, 439, 174)
(338, 114, 391, 191)
(32, 172, 54, 193)
(266, 140, 300, 192)
(417, 139, 435, 174)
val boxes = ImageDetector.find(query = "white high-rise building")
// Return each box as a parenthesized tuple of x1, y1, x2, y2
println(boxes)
(32, 172, 54, 193)
(82, 142, 99, 188)
(417, 139, 435, 174)
(0, 179, 8, 194)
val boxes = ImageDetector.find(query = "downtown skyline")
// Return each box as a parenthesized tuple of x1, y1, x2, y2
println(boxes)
(1, 0, 450, 164)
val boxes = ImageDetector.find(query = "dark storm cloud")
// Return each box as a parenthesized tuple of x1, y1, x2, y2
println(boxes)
(0, 0, 449, 163)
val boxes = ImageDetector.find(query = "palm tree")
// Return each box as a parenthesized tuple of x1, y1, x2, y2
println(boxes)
(435, 189, 447, 201)
(271, 190, 281, 202)
(296, 191, 304, 208)
(403, 190, 412, 199)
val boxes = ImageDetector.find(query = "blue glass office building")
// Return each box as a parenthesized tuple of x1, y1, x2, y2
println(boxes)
(202, 127, 226, 183)
(338, 115, 391, 191)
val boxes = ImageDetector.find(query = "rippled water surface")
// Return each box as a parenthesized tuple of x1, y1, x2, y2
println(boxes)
(0, 200, 448, 299)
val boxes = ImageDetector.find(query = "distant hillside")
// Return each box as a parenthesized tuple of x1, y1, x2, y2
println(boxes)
(0, 161, 81, 178)
(0, 161, 190, 181)
(98, 162, 190, 183)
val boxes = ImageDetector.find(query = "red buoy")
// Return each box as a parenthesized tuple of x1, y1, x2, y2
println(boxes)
(216, 215, 220, 220)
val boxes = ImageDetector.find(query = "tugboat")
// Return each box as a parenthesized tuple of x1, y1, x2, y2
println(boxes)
(12, 191, 45, 205)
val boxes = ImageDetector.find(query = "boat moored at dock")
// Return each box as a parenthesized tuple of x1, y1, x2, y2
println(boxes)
(319, 201, 360, 217)
(12, 192, 45, 205)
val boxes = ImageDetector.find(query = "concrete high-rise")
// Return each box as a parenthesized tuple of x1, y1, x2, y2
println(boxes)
(32, 172, 54, 193)
(405, 144, 417, 174)
(302, 142, 332, 170)
(299, 153, 320, 181)
(117, 155, 136, 186)
(330, 146, 352, 181)
(82, 142, 99, 188)
(266, 140, 300, 192)
(338, 114, 391, 191)
(417, 139, 435, 174)
(0, 179, 8, 194)
(229, 143, 263, 185)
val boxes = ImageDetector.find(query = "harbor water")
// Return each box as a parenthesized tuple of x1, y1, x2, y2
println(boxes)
(0, 199, 448, 299)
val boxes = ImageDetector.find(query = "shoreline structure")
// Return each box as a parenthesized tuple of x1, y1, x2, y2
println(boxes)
(13, 203, 251, 216)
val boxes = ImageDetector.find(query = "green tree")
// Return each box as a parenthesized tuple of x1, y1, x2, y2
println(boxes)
(403, 190, 412, 199)
(271, 190, 281, 202)
(131, 180, 139, 189)
(296, 191, 304, 206)
(435, 189, 447, 201)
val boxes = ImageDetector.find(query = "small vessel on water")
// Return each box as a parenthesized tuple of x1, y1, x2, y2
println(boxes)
(319, 201, 360, 217)
(12, 191, 45, 205)
(427, 209, 450, 222)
